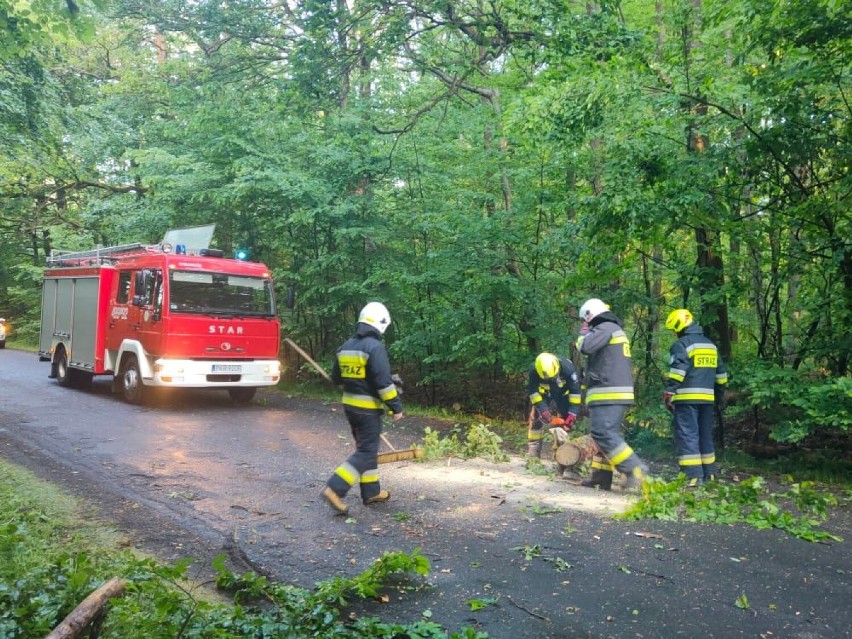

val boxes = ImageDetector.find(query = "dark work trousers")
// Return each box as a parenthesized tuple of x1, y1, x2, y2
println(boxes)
(326, 408, 383, 502)
(672, 403, 717, 480)
(588, 404, 645, 474)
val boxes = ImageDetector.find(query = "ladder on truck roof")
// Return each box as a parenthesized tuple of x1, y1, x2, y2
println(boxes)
(47, 243, 149, 267)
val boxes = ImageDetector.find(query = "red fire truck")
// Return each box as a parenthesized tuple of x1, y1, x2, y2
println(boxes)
(38, 239, 281, 404)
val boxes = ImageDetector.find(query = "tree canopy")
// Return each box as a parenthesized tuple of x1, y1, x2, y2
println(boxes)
(1, 0, 849, 445)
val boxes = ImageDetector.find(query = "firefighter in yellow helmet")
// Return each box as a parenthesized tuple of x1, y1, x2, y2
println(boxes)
(575, 298, 648, 491)
(321, 302, 403, 516)
(664, 308, 728, 486)
(525, 352, 582, 465)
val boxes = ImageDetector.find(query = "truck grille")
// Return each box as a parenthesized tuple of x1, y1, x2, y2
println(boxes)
(206, 374, 242, 383)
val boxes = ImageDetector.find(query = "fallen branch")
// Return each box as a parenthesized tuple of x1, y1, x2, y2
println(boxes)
(506, 595, 550, 621)
(46, 577, 127, 639)
(620, 565, 671, 581)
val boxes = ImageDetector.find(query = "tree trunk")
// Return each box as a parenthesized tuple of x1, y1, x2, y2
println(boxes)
(337, 0, 350, 109)
(684, 0, 732, 361)
(46, 578, 127, 639)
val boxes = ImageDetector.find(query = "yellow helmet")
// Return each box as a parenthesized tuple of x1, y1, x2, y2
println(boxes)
(535, 353, 560, 379)
(665, 308, 694, 333)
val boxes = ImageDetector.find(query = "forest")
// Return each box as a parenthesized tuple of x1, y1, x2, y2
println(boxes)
(1, 0, 849, 451)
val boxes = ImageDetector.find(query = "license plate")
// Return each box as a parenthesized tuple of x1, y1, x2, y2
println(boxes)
(212, 364, 242, 373)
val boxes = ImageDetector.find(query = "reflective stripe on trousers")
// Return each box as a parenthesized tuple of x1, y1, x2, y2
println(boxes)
(588, 404, 644, 474)
(326, 408, 383, 501)
(672, 403, 717, 480)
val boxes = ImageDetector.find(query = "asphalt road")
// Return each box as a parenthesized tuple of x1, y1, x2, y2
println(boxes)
(0, 348, 850, 639)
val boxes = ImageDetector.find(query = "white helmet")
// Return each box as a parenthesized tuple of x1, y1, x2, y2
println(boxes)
(579, 298, 609, 322)
(358, 302, 391, 334)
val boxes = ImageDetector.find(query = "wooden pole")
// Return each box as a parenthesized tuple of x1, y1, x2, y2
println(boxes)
(284, 338, 333, 383)
(284, 337, 418, 461)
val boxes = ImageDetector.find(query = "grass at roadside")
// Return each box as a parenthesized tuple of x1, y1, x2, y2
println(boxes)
(1, 340, 37, 352)
(0, 459, 484, 639)
(0, 459, 126, 577)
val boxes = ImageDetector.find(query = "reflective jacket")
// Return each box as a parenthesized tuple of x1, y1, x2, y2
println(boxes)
(665, 324, 728, 404)
(525, 355, 582, 419)
(331, 323, 403, 414)
(577, 311, 635, 406)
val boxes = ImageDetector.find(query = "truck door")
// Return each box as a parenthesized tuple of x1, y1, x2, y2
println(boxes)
(106, 270, 134, 354)
(106, 269, 163, 357)
(133, 268, 164, 357)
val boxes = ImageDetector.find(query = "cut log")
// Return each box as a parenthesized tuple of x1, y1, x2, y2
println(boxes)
(377, 447, 424, 464)
(46, 578, 127, 639)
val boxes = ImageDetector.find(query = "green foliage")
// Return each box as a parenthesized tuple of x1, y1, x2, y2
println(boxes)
(511, 544, 542, 561)
(734, 361, 852, 443)
(422, 424, 510, 463)
(617, 475, 842, 543)
(2, 1, 102, 54)
(313, 548, 431, 604)
(467, 597, 498, 611)
(0, 0, 849, 449)
(105, 549, 447, 639)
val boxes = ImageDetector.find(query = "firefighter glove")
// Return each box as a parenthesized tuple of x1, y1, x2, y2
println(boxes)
(663, 392, 675, 413)
(538, 408, 553, 424)
(561, 413, 577, 431)
(391, 373, 404, 395)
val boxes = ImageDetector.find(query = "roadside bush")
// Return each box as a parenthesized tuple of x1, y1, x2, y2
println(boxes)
(422, 423, 509, 463)
(733, 360, 852, 444)
(2, 263, 43, 344)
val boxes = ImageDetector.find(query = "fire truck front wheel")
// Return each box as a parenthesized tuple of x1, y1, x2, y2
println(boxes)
(120, 356, 145, 404)
(228, 387, 257, 404)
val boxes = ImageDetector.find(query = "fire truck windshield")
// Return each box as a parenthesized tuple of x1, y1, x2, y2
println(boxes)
(168, 270, 275, 317)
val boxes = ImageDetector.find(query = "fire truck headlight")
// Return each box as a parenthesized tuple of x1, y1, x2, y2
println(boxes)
(264, 362, 281, 375)
(154, 361, 185, 377)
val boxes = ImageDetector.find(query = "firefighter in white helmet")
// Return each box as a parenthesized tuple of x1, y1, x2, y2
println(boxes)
(575, 298, 648, 491)
(321, 302, 403, 516)
(525, 352, 582, 465)
(664, 308, 728, 487)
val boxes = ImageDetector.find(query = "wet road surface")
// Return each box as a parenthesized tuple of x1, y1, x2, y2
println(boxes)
(1, 348, 850, 638)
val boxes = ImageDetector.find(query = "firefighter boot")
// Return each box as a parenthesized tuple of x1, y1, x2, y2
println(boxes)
(581, 469, 613, 491)
(364, 490, 390, 505)
(527, 439, 542, 459)
(622, 465, 648, 493)
(321, 487, 349, 516)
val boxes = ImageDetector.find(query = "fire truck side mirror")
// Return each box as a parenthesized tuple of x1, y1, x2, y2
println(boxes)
(133, 270, 152, 307)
